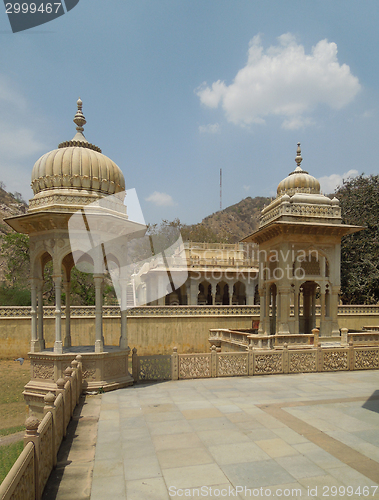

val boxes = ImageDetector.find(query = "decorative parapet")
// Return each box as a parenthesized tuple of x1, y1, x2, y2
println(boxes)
(136, 355, 171, 381)
(0, 305, 261, 318)
(209, 329, 314, 350)
(217, 352, 248, 376)
(260, 201, 341, 227)
(131, 341, 379, 383)
(0, 355, 82, 500)
(179, 353, 212, 379)
(3, 304, 379, 319)
(347, 332, 379, 345)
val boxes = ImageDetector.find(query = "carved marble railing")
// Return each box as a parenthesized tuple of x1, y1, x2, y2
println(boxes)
(0, 305, 261, 318)
(131, 343, 379, 382)
(209, 329, 315, 350)
(0, 357, 82, 500)
(347, 331, 379, 345)
(2, 304, 379, 319)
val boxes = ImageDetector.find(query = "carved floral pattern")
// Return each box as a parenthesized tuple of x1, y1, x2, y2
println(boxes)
(354, 350, 379, 370)
(255, 353, 283, 374)
(82, 361, 97, 380)
(179, 355, 211, 379)
(218, 354, 248, 376)
(289, 352, 316, 373)
(33, 363, 54, 380)
(323, 351, 348, 371)
(139, 356, 171, 380)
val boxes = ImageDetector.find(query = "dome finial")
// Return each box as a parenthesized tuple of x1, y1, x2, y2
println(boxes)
(295, 142, 303, 169)
(73, 97, 86, 133)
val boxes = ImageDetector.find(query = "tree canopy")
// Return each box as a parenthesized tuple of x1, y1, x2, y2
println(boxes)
(337, 174, 379, 304)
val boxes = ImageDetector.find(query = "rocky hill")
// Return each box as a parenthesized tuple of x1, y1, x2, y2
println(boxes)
(191, 196, 272, 243)
(0, 186, 28, 235)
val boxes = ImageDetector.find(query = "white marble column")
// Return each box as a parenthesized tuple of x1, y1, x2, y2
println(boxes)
(30, 278, 38, 352)
(37, 279, 45, 350)
(53, 275, 63, 354)
(294, 285, 300, 334)
(258, 286, 265, 334)
(277, 286, 291, 334)
(63, 281, 71, 348)
(94, 274, 104, 353)
(119, 279, 128, 349)
(320, 288, 326, 336)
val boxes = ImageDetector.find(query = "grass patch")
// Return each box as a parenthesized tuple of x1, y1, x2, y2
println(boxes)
(0, 360, 30, 432)
(0, 440, 24, 484)
(0, 426, 24, 437)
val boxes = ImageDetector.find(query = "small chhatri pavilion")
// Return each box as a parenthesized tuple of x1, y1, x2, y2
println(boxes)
(242, 144, 362, 337)
(6, 99, 145, 413)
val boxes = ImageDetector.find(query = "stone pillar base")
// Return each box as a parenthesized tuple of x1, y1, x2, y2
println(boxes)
(53, 341, 63, 354)
(30, 339, 45, 353)
(95, 340, 104, 353)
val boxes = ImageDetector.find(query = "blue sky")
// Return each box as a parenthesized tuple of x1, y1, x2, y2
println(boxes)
(0, 1, 378, 225)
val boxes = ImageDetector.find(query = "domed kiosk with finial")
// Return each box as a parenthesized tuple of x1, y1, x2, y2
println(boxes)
(242, 143, 362, 339)
(5, 99, 146, 415)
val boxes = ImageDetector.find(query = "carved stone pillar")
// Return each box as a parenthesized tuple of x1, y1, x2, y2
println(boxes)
(63, 281, 71, 348)
(294, 285, 300, 334)
(331, 285, 340, 336)
(258, 286, 265, 334)
(37, 279, 45, 351)
(320, 287, 326, 336)
(94, 274, 104, 353)
(30, 278, 39, 352)
(311, 285, 317, 330)
(53, 275, 63, 354)
(277, 286, 290, 334)
(119, 279, 128, 349)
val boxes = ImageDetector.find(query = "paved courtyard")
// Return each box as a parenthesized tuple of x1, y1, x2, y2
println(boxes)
(86, 370, 379, 499)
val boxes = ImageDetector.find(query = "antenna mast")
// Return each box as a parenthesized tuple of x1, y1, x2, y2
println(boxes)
(220, 168, 222, 210)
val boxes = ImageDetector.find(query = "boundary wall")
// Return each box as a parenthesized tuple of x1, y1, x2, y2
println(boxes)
(1, 305, 379, 358)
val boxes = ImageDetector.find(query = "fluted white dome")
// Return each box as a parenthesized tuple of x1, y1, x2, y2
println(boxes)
(30, 99, 125, 199)
(276, 143, 320, 197)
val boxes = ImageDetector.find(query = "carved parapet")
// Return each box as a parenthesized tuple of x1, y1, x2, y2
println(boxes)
(178, 354, 211, 379)
(254, 352, 283, 375)
(289, 350, 317, 373)
(354, 348, 379, 370)
(217, 353, 248, 377)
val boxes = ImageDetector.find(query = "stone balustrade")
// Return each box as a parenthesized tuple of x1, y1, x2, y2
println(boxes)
(0, 356, 82, 500)
(209, 328, 315, 350)
(2, 304, 379, 319)
(131, 342, 379, 382)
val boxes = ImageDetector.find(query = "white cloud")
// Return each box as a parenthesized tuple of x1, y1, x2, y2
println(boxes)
(196, 34, 361, 129)
(199, 123, 220, 134)
(0, 122, 46, 160)
(243, 185, 250, 192)
(145, 191, 176, 207)
(318, 169, 358, 194)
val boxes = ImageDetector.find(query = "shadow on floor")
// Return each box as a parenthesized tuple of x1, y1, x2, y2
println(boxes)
(362, 390, 379, 414)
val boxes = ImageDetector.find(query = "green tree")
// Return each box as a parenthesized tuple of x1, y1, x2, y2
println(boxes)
(0, 233, 31, 305)
(336, 174, 379, 304)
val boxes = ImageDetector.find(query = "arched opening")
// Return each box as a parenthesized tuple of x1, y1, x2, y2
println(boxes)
(198, 280, 212, 305)
(233, 281, 246, 305)
(299, 280, 320, 334)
